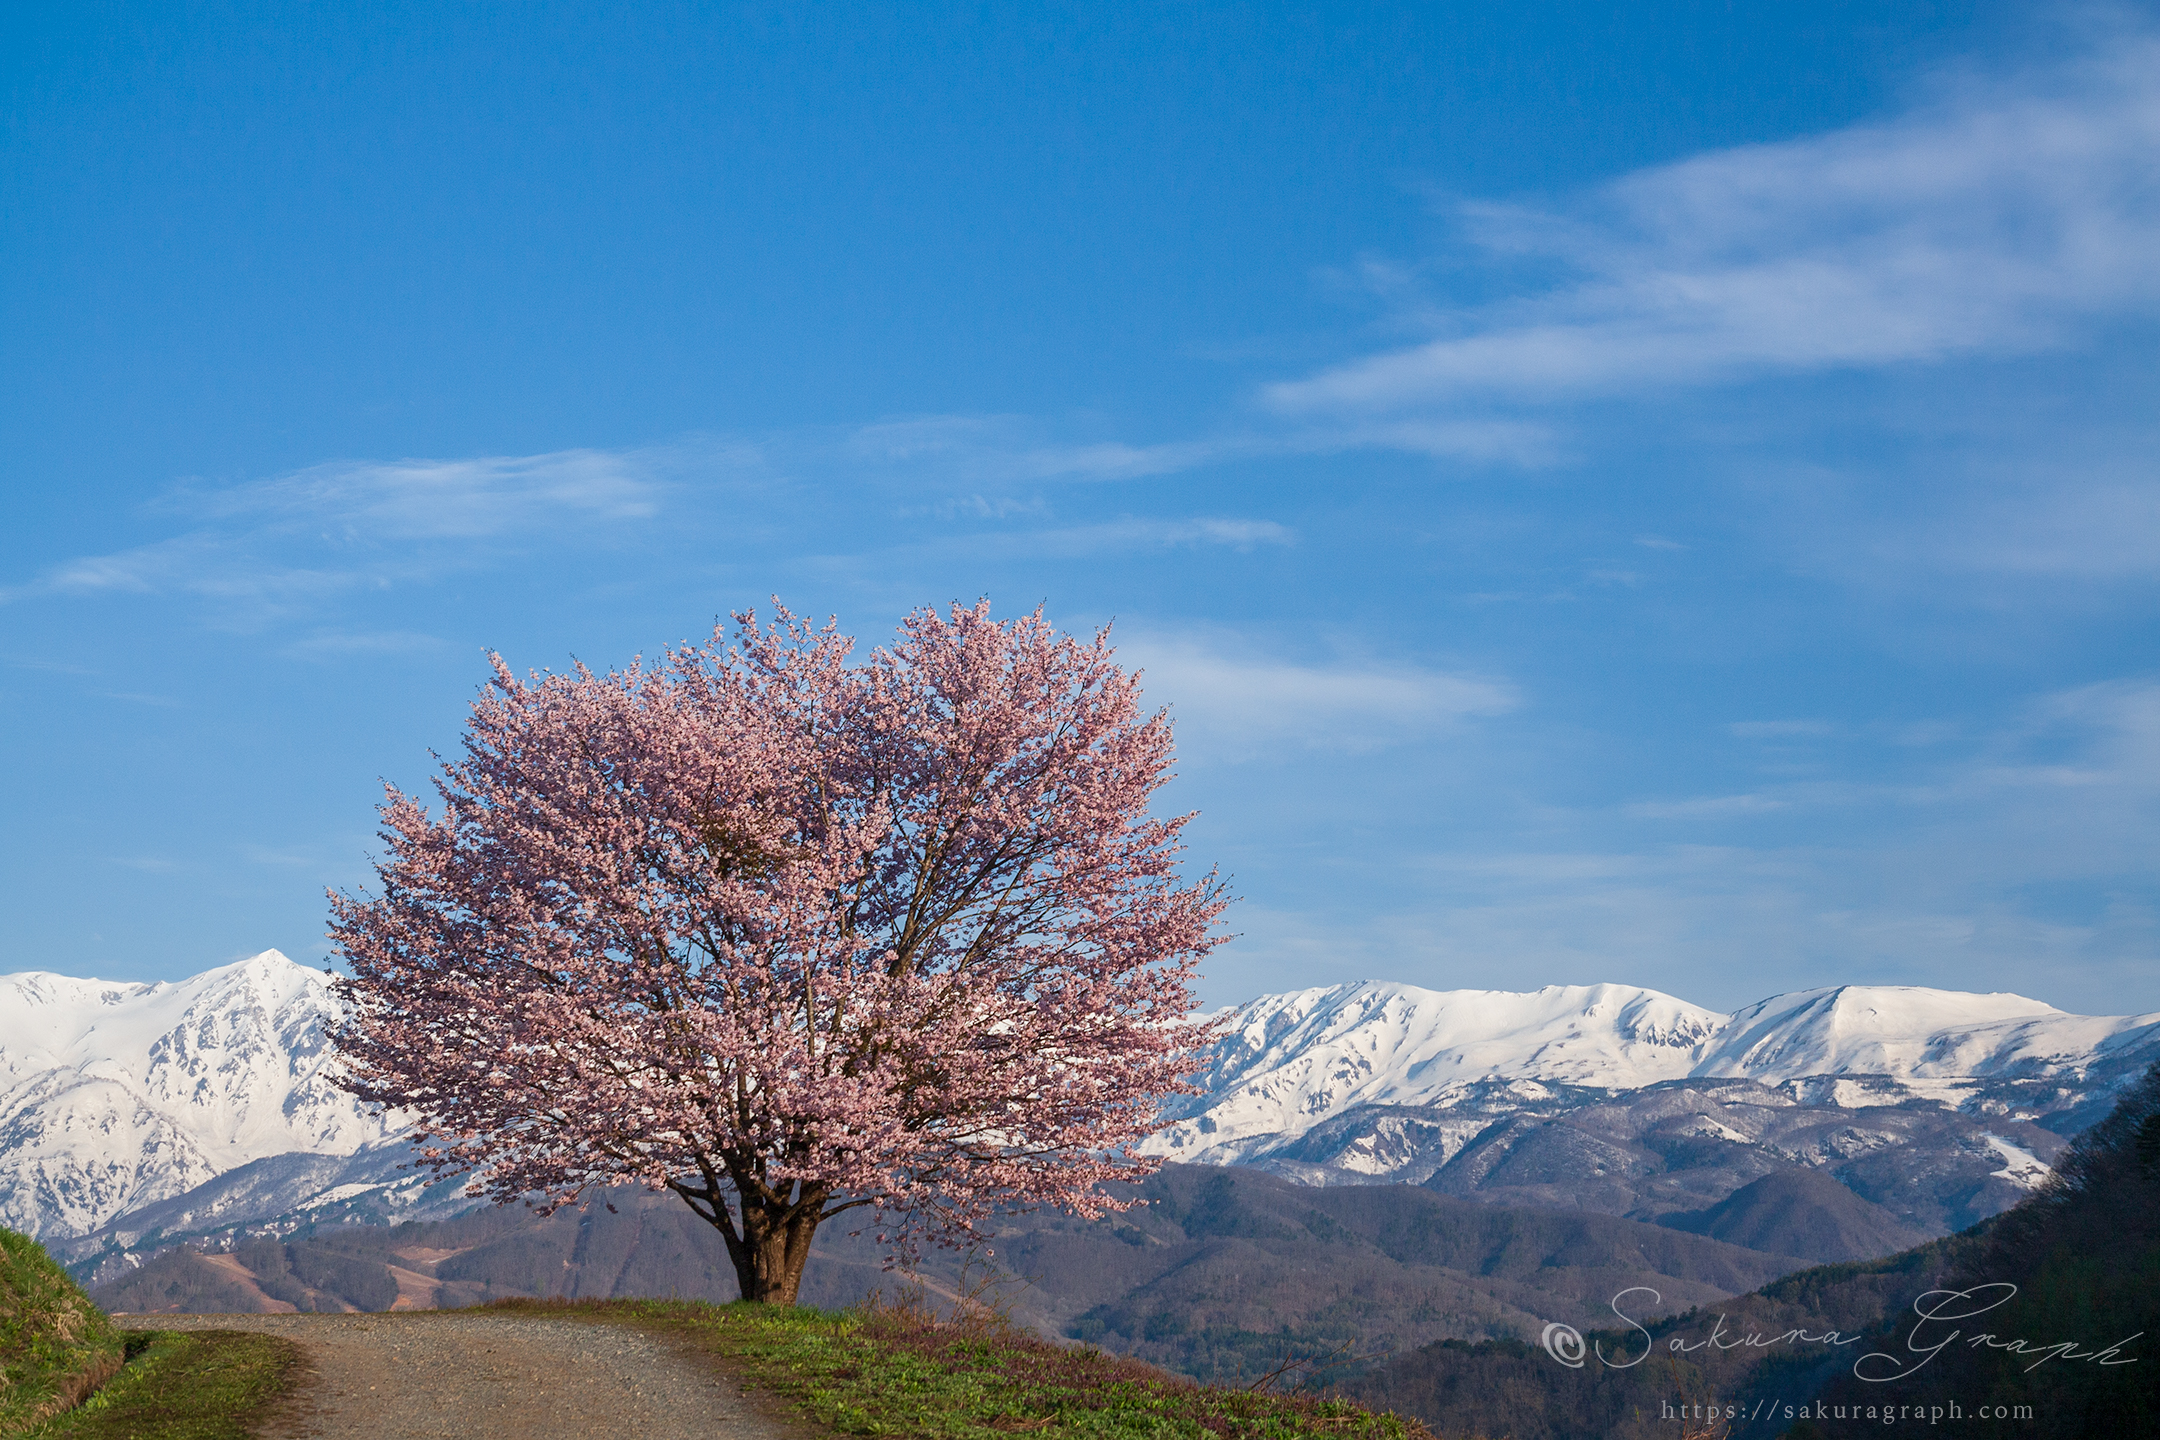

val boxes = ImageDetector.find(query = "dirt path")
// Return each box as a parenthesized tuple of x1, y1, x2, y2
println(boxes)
(121, 1312, 800, 1439)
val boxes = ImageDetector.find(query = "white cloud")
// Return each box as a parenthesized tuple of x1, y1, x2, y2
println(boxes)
(827, 416, 1264, 484)
(1119, 631, 1518, 758)
(1903, 473, 2160, 581)
(1023, 518, 1294, 556)
(176, 448, 662, 540)
(1624, 793, 1788, 820)
(1266, 31, 2160, 415)
(4, 448, 668, 618)
(19, 535, 362, 605)
(239, 844, 319, 868)
(818, 412, 1559, 486)
(1201, 677, 2159, 1012)
(1984, 678, 2160, 798)
(1324, 419, 1561, 466)
(795, 517, 1297, 585)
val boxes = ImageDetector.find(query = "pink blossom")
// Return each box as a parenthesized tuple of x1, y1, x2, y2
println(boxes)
(329, 601, 1230, 1303)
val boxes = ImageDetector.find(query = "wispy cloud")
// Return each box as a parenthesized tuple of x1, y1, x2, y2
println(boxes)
(4, 403, 1549, 634)
(838, 416, 1260, 483)
(1, 654, 96, 675)
(23, 534, 364, 604)
(172, 448, 662, 540)
(1119, 630, 1518, 758)
(4, 448, 672, 619)
(1213, 677, 2159, 1011)
(1266, 31, 2160, 415)
(1625, 792, 1789, 820)
(108, 856, 181, 873)
(279, 630, 453, 662)
(811, 412, 1559, 483)
(1874, 467, 2160, 583)
(1005, 517, 1294, 557)
(1630, 683, 2159, 827)
(1982, 679, 2160, 799)
(239, 843, 320, 868)
(791, 516, 1296, 589)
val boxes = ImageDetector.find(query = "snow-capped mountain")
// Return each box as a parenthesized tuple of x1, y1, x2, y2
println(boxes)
(1140, 980, 2160, 1170)
(0, 950, 400, 1239)
(11, 957, 2160, 1255)
(1142, 982, 1725, 1162)
(1694, 986, 2160, 1093)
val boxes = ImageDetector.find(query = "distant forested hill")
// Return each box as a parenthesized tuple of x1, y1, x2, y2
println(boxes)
(94, 1162, 1815, 1384)
(1339, 1061, 2160, 1440)
(1792, 1059, 2160, 1438)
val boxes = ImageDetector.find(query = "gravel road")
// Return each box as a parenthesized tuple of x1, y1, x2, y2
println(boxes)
(122, 1312, 802, 1439)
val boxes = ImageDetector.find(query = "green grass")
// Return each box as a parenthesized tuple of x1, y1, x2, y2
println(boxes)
(23, 1328, 303, 1440)
(1, 1230, 126, 1435)
(490, 1297, 1436, 1439)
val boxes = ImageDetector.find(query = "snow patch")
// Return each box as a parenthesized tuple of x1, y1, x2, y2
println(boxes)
(1982, 1134, 2053, 1190)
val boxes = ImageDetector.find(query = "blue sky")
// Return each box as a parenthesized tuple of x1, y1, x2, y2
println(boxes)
(4, 2, 2155, 1015)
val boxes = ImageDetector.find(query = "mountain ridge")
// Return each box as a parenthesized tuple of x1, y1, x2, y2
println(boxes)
(11, 953, 2159, 1249)
(1143, 978, 2160, 1173)
(0, 950, 399, 1238)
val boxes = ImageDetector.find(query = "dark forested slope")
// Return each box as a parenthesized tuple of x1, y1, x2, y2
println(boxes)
(1793, 1059, 2160, 1438)
(1340, 1061, 2160, 1440)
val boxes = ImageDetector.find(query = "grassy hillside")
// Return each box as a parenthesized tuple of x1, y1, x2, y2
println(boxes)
(28, 1330, 301, 1440)
(0, 1229, 125, 1433)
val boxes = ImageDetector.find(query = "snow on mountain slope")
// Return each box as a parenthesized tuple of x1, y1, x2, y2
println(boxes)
(14, 956, 2160, 1248)
(1142, 980, 2160, 1168)
(1146, 981, 1725, 1161)
(1696, 985, 2160, 1087)
(0, 950, 399, 1238)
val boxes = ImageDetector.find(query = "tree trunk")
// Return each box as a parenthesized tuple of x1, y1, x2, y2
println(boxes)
(670, 1174, 827, 1306)
(728, 1199, 823, 1305)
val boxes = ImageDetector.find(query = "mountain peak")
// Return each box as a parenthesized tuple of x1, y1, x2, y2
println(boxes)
(1148, 977, 2160, 1167)
(0, 948, 392, 1240)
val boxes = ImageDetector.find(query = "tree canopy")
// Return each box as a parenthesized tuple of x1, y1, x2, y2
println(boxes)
(330, 601, 1229, 1302)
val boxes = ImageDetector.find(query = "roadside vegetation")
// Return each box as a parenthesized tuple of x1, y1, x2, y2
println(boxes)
(492, 1295, 1437, 1440)
(3, 1226, 299, 1440)
(1, 1229, 125, 1434)
(23, 1329, 302, 1440)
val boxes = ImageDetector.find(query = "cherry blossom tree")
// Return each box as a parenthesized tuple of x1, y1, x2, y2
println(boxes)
(328, 601, 1229, 1304)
